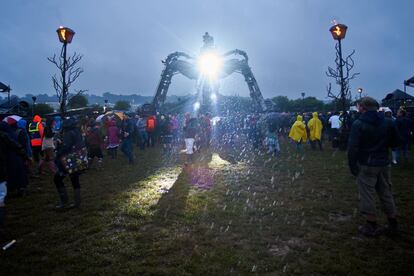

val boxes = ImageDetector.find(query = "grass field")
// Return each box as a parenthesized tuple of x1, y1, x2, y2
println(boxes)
(1, 139, 414, 275)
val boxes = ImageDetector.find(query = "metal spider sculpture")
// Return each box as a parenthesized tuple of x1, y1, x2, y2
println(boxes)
(151, 32, 268, 113)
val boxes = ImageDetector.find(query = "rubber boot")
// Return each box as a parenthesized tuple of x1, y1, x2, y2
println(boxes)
(69, 189, 81, 208)
(55, 187, 69, 209)
(0, 207, 6, 228)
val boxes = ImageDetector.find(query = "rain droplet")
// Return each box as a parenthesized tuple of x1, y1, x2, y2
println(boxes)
(252, 265, 257, 272)
(283, 263, 288, 273)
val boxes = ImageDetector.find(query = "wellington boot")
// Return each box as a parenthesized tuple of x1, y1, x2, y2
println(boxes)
(55, 187, 69, 210)
(69, 189, 81, 208)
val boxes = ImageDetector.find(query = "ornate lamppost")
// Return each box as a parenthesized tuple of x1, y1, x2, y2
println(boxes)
(56, 26, 75, 117)
(104, 99, 108, 113)
(31, 96, 37, 116)
(329, 23, 352, 150)
(301, 92, 305, 112)
(329, 23, 348, 114)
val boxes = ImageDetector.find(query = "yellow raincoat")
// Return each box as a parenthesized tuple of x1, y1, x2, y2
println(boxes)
(307, 112, 323, 141)
(289, 115, 307, 142)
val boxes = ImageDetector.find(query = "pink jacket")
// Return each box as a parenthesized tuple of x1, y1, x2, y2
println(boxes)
(107, 124, 120, 146)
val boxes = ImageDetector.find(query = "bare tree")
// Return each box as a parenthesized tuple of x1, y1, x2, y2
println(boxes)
(48, 46, 86, 116)
(326, 43, 359, 110)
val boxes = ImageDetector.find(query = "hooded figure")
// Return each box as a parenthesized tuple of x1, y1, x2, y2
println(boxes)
(289, 115, 307, 143)
(307, 112, 323, 151)
(29, 115, 44, 163)
(1, 120, 29, 195)
(0, 122, 29, 227)
(307, 112, 323, 141)
(54, 118, 83, 209)
(17, 119, 33, 158)
(29, 115, 44, 147)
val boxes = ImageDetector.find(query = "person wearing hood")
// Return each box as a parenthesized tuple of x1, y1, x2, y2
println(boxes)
(307, 112, 323, 151)
(5, 118, 30, 196)
(146, 115, 157, 147)
(106, 119, 120, 159)
(54, 118, 83, 209)
(121, 115, 135, 164)
(29, 115, 44, 163)
(382, 108, 399, 165)
(0, 122, 29, 229)
(348, 97, 400, 237)
(39, 119, 56, 175)
(17, 119, 33, 159)
(395, 109, 412, 163)
(288, 115, 307, 150)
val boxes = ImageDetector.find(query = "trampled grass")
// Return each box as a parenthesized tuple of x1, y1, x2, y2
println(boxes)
(1, 139, 413, 275)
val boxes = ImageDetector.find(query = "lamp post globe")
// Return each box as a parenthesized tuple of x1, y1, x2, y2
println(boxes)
(329, 24, 348, 40)
(357, 87, 363, 99)
(56, 26, 75, 44)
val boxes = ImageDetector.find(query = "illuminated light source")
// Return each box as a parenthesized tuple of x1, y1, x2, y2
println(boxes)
(197, 52, 223, 79)
(357, 87, 363, 99)
(193, 101, 201, 111)
(56, 26, 75, 44)
(210, 93, 217, 102)
(329, 23, 347, 40)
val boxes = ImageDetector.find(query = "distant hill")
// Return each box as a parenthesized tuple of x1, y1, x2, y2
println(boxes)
(0, 92, 190, 106)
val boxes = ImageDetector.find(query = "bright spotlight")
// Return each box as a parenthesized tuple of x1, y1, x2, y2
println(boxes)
(193, 101, 201, 111)
(197, 52, 222, 79)
(210, 93, 217, 102)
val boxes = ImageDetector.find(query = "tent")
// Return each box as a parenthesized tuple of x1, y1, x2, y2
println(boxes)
(383, 89, 414, 101)
(382, 89, 414, 112)
(0, 82, 10, 92)
(404, 75, 414, 89)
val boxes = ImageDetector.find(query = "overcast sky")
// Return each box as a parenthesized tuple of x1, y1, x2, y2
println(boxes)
(1, 0, 413, 100)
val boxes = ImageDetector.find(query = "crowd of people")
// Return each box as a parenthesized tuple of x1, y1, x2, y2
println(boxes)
(0, 96, 412, 237)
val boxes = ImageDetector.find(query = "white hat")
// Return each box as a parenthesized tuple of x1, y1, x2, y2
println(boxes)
(383, 107, 392, 113)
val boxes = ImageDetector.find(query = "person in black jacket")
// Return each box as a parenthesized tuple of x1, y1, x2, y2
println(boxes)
(120, 115, 135, 164)
(54, 118, 83, 209)
(0, 122, 29, 228)
(395, 109, 412, 163)
(348, 97, 400, 237)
